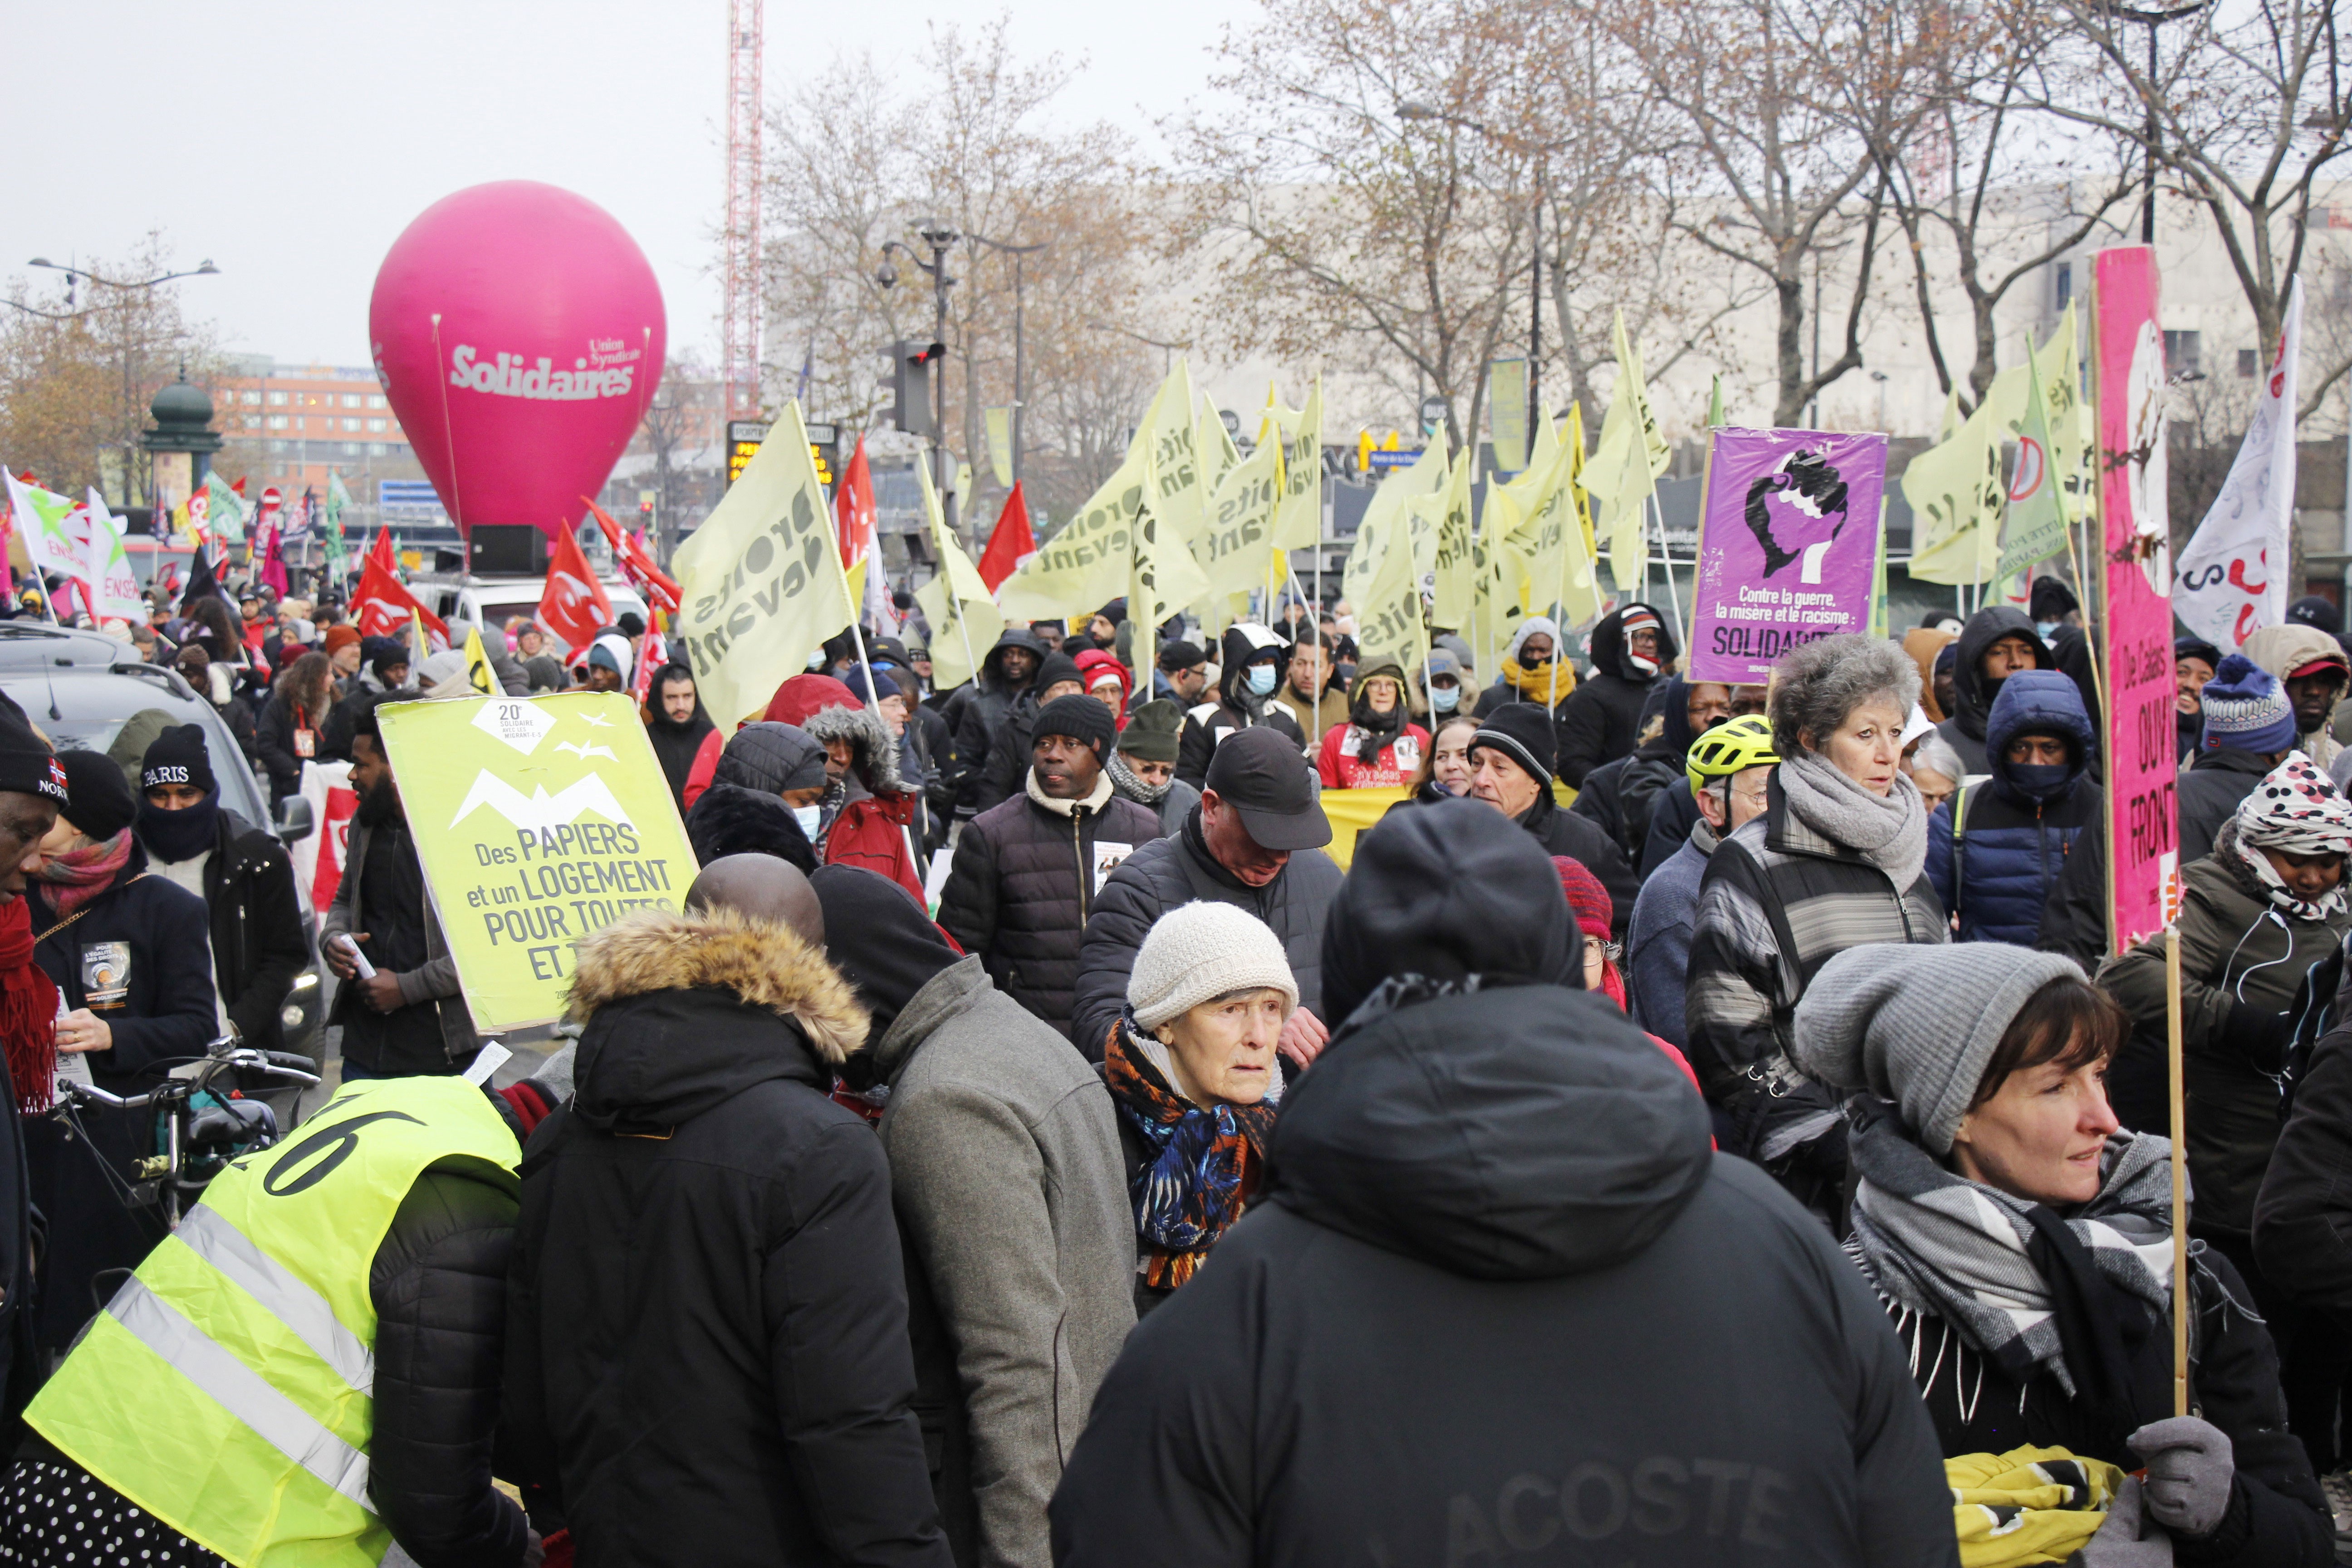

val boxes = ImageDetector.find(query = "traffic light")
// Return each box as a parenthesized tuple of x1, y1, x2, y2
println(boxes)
(887, 341, 943, 437)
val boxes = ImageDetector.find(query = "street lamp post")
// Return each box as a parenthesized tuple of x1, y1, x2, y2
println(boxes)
(2102, 3, 2208, 244)
(967, 234, 1050, 487)
(880, 221, 961, 534)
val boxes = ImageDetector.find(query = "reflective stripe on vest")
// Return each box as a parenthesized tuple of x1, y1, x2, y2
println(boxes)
(27, 1076, 519, 1568)
(108, 1276, 373, 1507)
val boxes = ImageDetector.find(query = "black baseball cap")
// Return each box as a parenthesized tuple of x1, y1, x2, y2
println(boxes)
(1205, 726, 1332, 851)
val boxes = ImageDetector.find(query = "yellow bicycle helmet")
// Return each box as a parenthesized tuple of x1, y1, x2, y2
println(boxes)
(1686, 712, 1779, 796)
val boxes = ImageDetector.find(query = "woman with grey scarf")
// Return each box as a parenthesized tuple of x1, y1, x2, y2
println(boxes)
(1684, 633, 1946, 1224)
(1793, 941, 2330, 1567)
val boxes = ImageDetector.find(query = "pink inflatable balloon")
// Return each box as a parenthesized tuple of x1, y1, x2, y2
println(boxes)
(369, 181, 665, 540)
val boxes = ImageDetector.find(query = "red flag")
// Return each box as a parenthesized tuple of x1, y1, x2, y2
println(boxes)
(351, 550, 449, 647)
(977, 482, 1036, 593)
(631, 628, 669, 705)
(538, 524, 614, 652)
(366, 525, 396, 576)
(582, 498, 681, 617)
(836, 436, 877, 568)
(260, 522, 289, 598)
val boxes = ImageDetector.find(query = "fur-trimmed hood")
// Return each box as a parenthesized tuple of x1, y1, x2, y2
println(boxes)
(798, 701, 908, 794)
(568, 906, 867, 1064)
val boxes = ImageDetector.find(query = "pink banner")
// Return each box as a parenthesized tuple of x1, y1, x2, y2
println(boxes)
(2095, 246, 2179, 953)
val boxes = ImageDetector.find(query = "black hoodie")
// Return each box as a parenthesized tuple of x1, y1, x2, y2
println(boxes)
(1933, 607, 2053, 773)
(1570, 676, 1697, 864)
(1050, 803, 1957, 1568)
(502, 909, 950, 1568)
(1557, 602, 1680, 787)
(642, 662, 716, 814)
(946, 627, 1049, 816)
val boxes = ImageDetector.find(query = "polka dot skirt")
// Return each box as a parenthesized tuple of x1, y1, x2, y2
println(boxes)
(0, 1458, 227, 1567)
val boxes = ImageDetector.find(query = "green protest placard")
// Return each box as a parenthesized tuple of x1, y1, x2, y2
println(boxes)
(375, 691, 698, 1030)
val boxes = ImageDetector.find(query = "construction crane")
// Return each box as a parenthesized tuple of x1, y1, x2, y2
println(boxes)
(722, 0, 763, 421)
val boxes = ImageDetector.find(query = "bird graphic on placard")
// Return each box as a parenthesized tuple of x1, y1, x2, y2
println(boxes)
(557, 741, 617, 761)
(450, 771, 635, 831)
(578, 713, 613, 728)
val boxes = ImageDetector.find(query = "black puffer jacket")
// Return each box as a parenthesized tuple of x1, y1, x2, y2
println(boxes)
(1555, 603, 1676, 787)
(1051, 804, 1957, 1568)
(936, 777, 1161, 1040)
(1570, 676, 1691, 863)
(2256, 957, 2352, 1319)
(502, 908, 948, 1568)
(253, 688, 329, 804)
(1070, 808, 1343, 1061)
(1932, 608, 2053, 774)
(189, 807, 312, 1055)
(948, 628, 1048, 817)
(710, 720, 827, 796)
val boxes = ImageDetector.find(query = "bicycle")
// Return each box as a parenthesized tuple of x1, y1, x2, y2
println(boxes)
(54, 1033, 323, 1230)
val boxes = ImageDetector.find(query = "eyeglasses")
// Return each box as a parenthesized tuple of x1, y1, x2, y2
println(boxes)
(1583, 936, 1622, 963)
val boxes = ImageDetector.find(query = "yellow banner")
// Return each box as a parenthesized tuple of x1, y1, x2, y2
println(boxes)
(674, 401, 857, 725)
(995, 450, 1143, 620)
(1269, 377, 1324, 551)
(1423, 451, 1475, 630)
(1582, 309, 1671, 590)
(985, 407, 1014, 488)
(1195, 431, 1285, 602)
(914, 461, 1004, 690)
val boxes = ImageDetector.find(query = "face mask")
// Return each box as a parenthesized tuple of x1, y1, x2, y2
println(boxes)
(2006, 761, 2072, 800)
(1431, 685, 1460, 714)
(804, 650, 827, 671)
(2035, 621, 2062, 641)
(791, 804, 823, 838)
(1246, 665, 1278, 696)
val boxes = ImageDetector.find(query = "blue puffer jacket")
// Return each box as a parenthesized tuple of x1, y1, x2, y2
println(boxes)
(1925, 669, 2103, 947)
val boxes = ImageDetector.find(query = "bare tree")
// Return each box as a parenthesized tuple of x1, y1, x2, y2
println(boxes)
(639, 359, 720, 560)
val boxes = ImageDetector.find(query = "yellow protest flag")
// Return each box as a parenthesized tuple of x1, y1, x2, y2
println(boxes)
(1564, 401, 1598, 563)
(1139, 361, 1210, 547)
(1200, 396, 1243, 493)
(673, 400, 856, 725)
(985, 407, 1014, 488)
(995, 449, 1144, 620)
(912, 460, 1004, 691)
(1269, 377, 1324, 551)
(410, 609, 433, 670)
(1423, 451, 1476, 630)
(1195, 429, 1285, 603)
(1903, 399, 2007, 587)
(1469, 481, 1530, 662)
(1344, 484, 1428, 684)
(1581, 309, 1668, 591)
(461, 625, 499, 696)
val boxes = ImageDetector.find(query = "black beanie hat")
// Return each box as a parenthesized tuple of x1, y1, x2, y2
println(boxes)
(1033, 651, 1083, 695)
(57, 749, 135, 840)
(1034, 693, 1116, 763)
(1117, 698, 1185, 763)
(140, 724, 217, 797)
(0, 693, 66, 808)
(1471, 703, 1558, 785)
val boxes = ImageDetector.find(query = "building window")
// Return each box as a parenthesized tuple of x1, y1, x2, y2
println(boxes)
(337, 417, 358, 432)
(266, 415, 289, 431)
(267, 390, 288, 407)
(2239, 348, 2259, 379)
(239, 390, 260, 406)
(343, 394, 362, 409)
(367, 395, 386, 409)
(342, 442, 363, 456)
(2163, 329, 2202, 377)
(2054, 261, 2072, 310)
(267, 441, 289, 455)
(369, 443, 388, 456)
(367, 418, 386, 433)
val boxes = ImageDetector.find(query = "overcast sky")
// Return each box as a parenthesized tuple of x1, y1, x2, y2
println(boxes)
(2, 0, 1253, 370)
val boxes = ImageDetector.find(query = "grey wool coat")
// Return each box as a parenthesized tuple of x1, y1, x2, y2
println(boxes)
(875, 956, 1137, 1568)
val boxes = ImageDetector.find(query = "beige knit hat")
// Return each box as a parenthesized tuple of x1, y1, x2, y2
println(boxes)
(1127, 902, 1298, 1031)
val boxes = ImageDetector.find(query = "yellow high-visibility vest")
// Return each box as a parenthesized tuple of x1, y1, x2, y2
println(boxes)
(29, 1076, 519, 1568)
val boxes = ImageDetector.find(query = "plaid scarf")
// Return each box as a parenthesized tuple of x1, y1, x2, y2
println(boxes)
(1847, 1098, 2176, 1401)
(32, 829, 135, 921)
(1103, 1011, 1275, 1290)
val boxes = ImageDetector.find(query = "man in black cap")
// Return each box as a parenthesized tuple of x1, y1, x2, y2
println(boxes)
(133, 725, 311, 1054)
(1071, 725, 1345, 1066)
(1466, 704, 1640, 937)
(939, 695, 1161, 1043)
(1153, 640, 1209, 706)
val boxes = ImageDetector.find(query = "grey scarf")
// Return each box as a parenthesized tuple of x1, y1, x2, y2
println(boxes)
(1847, 1100, 2176, 1398)
(1779, 749, 1928, 890)
(1106, 750, 1171, 805)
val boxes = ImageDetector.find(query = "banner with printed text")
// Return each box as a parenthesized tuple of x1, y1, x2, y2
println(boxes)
(377, 691, 697, 1031)
(2095, 248, 2177, 952)
(1686, 428, 1888, 684)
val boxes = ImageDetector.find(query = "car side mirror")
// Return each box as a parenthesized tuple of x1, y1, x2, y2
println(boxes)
(275, 796, 315, 845)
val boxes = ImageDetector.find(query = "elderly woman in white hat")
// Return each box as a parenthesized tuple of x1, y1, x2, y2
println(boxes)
(1103, 901, 1297, 1318)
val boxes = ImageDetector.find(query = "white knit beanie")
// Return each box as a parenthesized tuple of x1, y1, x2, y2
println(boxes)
(1127, 902, 1298, 1031)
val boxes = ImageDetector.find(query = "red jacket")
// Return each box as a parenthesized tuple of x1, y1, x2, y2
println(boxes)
(823, 789, 924, 902)
(1315, 721, 1430, 789)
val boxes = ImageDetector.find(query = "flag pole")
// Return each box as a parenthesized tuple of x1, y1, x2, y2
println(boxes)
(2166, 923, 2190, 1416)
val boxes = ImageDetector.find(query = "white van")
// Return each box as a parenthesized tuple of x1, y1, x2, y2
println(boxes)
(409, 573, 650, 639)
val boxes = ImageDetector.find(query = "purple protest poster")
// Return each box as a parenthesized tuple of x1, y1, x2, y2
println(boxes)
(1686, 427, 1889, 684)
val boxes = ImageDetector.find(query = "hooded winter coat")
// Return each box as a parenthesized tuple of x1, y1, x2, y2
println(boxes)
(2243, 622, 2349, 772)
(1556, 603, 1679, 788)
(1933, 608, 2054, 774)
(784, 686, 927, 903)
(501, 907, 950, 1568)
(1176, 625, 1305, 788)
(858, 921, 1136, 1568)
(1069, 807, 1343, 1063)
(949, 628, 1049, 817)
(1571, 676, 1696, 863)
(1924, 669, 2102, 947)
(2100, 833, 2352, 1239)
(683, 784, 818, 872)
(937, 772, 1161, 1040)
(1049, 803, 1958, 1568)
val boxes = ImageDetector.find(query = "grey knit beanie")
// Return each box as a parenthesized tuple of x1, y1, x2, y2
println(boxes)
(1127, 902, 1298, 1031)
(1790, 943, 2082, 1153)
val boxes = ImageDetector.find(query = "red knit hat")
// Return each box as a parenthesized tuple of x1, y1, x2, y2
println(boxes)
(1551, 856, 1613, 942)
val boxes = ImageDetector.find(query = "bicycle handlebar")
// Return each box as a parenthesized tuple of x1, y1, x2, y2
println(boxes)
(56, 1045, 321, 1111)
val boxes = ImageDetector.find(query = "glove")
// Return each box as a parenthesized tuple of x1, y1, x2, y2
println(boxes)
(2081, 1478, 2174, 1566)
(2130, 1416, 2236, 1539)
(2223, 1000, 2295, 1073)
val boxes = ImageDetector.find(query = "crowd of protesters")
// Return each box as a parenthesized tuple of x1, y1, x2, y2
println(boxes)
(5, 567, 2352, 1566)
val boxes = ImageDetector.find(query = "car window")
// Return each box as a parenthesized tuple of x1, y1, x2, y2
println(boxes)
(0, 676, 271, 828)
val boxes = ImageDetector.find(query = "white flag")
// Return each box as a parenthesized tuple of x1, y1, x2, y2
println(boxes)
(2176, 279, 2302, 649)
(80, 490, 147, 622)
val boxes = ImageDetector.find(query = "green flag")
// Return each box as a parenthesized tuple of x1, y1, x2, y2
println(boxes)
(322, 471, 351, 575)
(1707, 374, 1725, 429)
(204, 471, 247, 544)
(1995, 349, 2070, 583)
